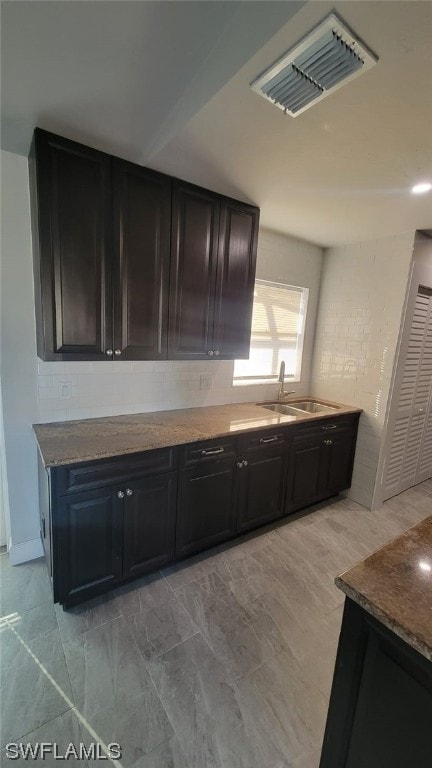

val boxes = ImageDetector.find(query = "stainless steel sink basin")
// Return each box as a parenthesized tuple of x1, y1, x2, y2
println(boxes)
(259, 399, 340, 416)
(261, 403, 304, 416)
(287, 400, 339, 414)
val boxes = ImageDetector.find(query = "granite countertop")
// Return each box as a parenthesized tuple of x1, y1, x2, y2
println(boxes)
(336, 516, 432, 661)
(33, 397, 360, 468)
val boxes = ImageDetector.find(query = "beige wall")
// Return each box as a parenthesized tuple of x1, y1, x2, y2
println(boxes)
(1, 150, 40, 560)
(311, 232, 415, 507)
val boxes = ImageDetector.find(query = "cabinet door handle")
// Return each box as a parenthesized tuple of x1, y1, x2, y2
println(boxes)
(242, 460, 248, 467)
(114, 349, 122, 356)
(324, 439, 333, 446)
(214, 350, 220, 356)
(259, 435, 279, 444)
(126, 488, 133, 496)
(201, 446, 224, 456)
(106, 349, 113, 356)
(322, 424, 337, 431)
(237, 461, 244, 469)
(208, 350, 214, 356)
(117, 490, 125, 499)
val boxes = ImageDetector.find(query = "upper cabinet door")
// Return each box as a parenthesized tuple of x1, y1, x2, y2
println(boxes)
(212, 199, 259, 359)
(112, 160, 171, 360)
(31, 129, 112, 360)
(168, 181, 220, 359)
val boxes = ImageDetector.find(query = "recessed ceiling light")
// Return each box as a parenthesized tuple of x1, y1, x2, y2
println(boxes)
(411, 182, 432, 195)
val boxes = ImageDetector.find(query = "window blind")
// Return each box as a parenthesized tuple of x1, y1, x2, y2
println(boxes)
(234, 280, 308, 380)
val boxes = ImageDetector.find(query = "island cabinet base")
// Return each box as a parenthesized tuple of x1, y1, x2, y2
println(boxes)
(320, 598, 432, 768)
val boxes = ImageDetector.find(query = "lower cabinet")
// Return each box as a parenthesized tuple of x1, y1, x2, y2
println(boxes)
(57, 485, 124, 604)
(175, 459, 238, 558)
(286, 437, 323, 511)
(237, 447, 288, 533)
(286, 420, 357, 514)
(320, 599, 432, 768)
(43, 413, 360, 607)
(55, 471, 176, 605)
(123, 472, 177, 578)
(324, 431, 357, 494)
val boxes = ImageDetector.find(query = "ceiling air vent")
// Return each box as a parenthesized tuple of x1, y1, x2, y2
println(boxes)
(251, 13, 378, 117)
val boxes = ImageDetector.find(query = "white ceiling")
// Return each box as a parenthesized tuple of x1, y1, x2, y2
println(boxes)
(2, 0, 432, 246)
(1, 1, 303, 158)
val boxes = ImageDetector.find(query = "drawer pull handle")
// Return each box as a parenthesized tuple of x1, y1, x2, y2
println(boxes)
(322, 424, 337, 431)
(324, 439, 333, 446)
(259, 436, 279, 444)
(201, 447, 224, 456)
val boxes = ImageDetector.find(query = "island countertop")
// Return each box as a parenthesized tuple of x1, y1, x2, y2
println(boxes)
(33, 397, 361, 468)
(336, 515, 432, 661)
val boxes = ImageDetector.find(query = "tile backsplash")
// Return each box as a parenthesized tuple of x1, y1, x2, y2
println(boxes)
(36, 360, 283, 423)
(311, 232, 414, 507)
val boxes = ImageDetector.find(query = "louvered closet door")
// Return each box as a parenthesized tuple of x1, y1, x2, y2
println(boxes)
(415, 297, 432, 484)
(383, 288, 432, 499)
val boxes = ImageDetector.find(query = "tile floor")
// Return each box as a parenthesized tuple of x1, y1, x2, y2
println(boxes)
(1, 480, 431, 768)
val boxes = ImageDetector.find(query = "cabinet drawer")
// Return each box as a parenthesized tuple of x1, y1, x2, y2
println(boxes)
(292, 414, 359, 442)
(55, 447, 177, 495)
(180, 437, 237, 468)
(239, 428, 289, 454)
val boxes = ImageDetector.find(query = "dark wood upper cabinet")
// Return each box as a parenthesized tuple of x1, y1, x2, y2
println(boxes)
(169, 181, 259, 360)
(168, 180, 220, 359)
(30, 129, 113, 360)
(112, 160, 171, 360)
(213, 199, 259, 359)
(30, 129, 259, 362)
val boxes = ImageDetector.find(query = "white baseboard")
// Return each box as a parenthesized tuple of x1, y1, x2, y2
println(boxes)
(8, 536, 44, 565)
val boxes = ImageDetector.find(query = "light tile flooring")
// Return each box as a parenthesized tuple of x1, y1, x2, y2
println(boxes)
(1, 480, 431, 768)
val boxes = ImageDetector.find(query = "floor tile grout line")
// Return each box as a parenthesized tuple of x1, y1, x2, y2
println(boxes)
(58, 611, 123, 646)
(147, 630, 201, 663)
(0, 707, 75, 749)
(3, 619, 124, 767)
(144, 630, 210, 756)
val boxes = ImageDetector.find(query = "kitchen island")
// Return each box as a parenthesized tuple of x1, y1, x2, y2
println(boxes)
(320, 515, 432, 768)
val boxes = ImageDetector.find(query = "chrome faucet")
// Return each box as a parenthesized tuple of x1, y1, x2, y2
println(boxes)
(277, 361, 296, 401)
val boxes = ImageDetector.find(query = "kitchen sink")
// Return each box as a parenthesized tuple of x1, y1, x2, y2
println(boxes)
(259, 399, 340, 416)
(287, 400, 339, 414)
(261, 403, 304, 416)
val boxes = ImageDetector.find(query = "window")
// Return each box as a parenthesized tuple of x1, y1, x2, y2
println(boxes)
(234, 279, 308, 383)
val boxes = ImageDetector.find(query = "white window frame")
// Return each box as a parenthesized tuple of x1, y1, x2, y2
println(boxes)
(233, 279, 309, 386)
